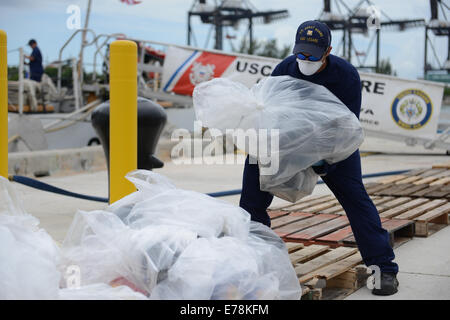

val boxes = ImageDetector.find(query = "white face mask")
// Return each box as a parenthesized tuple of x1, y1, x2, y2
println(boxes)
(297, 58, 323, 76)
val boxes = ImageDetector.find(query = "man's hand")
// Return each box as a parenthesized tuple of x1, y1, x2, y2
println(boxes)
(312, 160, 329, 176)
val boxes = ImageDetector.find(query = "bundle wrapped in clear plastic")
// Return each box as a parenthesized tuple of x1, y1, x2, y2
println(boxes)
(0, 177, 61, 300)
(193, 76, 364, 202)
(108, 170, 251, 240)
(0, 171, 301, 300)
(150, 222, 300, 300)
(61, 170, 301, 300)
(61, 209, 198, 294)
(0, 177, 153, 300)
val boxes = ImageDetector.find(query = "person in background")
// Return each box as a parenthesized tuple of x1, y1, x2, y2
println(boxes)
(25, 39, 44, 82)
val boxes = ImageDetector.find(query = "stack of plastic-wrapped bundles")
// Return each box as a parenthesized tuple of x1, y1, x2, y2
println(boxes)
(0, 172, 301, 300)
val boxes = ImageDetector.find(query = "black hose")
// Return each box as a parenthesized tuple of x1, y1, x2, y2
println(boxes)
(10, 175, 109, 203)
(9, 169, 410, 202)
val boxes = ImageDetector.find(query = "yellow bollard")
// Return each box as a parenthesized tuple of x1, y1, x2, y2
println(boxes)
(0, 30, 7, 179)
(109, 40, 137, 203)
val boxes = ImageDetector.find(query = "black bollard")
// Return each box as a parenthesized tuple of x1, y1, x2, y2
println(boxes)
(91, 97, 167, 171)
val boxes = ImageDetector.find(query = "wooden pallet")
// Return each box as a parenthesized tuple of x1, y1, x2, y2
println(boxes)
(365, 167, 450, 199)
(270, 192, 449, 238)
(286, 243, 369, 300)
(270, 211, 415, 248)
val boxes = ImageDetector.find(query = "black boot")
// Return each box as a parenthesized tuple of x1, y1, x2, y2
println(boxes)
(372, 272, 399, 296)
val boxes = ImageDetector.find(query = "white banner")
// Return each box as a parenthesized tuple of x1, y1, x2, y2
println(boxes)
(161, 46, 279, 96)
(359, 72, 444, 141)
(161, 46, 444, 141)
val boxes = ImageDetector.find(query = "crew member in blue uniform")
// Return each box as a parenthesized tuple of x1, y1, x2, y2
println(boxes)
(25, 39, 44, 82)
(239, 20, 399, 296)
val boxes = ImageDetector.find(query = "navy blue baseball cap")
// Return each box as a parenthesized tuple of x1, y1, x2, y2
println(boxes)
(293, 20, 332, 57)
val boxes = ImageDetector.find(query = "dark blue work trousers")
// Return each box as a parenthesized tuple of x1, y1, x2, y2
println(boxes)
(239, 151, 399, 274)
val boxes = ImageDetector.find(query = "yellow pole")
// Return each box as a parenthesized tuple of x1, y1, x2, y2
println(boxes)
(109, 40, 137, 203)
(0, 30, 7, 178)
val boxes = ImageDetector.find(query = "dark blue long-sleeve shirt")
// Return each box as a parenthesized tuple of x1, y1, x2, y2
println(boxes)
(271, 54, 361, 119)
(30, 46, 44, 81)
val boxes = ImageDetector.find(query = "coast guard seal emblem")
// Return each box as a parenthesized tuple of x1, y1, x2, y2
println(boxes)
(189, 62, 215, 85)
(391, 89, 433, 130)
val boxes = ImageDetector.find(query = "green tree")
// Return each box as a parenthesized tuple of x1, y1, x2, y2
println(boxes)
(7, 66, 19, 81)
(377, 58, 397, 76)
(237, 38, 291, 59)
(44, 64, 74, 87)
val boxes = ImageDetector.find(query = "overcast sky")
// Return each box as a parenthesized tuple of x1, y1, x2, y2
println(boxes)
(0, 0, 448, 80)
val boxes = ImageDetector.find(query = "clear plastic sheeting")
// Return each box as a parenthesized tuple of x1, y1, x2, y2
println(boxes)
(62, 170, 301, 299)
(151, 222, 299, 300)
(109, 170, 251, 239)
(61, 210, 198, 294)
(193, 76, 364, 202)
(0, 172, 302, 300)
(0, 177, 61, 300)
(59, 284, 148, 300)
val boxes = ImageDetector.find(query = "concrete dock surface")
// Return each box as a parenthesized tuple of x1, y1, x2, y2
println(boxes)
(9, 151, 450, 300)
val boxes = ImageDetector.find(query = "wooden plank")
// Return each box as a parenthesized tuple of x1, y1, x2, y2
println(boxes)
(268, 210, 290, 220)
(270, 196, 330, 211)
(364, 182, 379, 188)
(319, 197, 395, 217)
(314, 225, 354, 244)
(432, 162, 450, 169)
(406, 168, 431, 175)
(394, 199, 447, 220)
(275, 214, 339, 238)
(413, 176, 441, 185)
(344, 219, 414, 248)
(286, 216, 350, 241)
(365, 183, 391, 194)
(414, 203, 450, 236)
(374, 183, 412, 196)
(376, 197, 411, 213)
(332, 210, 347, 216)
(271, 212, 314, 229)
(411, 185, 442, 197)
(295, 247, 358, 277)
(289, 244, 330, 264)
(390, 183, 423, 196)
(394, 184, 429, 196)
(314, 218, 388, 245)
(377, 175, 408, 184)
(414, 203, 450, 222)
(285, 242, 304, 253)
(282, 195, 335, 211)
(379, 198, 430, 218)
(417, 168, 447, 178)
(302, 199, 340, 213)
(424, 190, 450, 199)
(319, 204, 344, 214)
(298, 252, 363, 283)
(372, 196, 395, 206)
(394, 175, 422, 185)
(325, 266, 366, 290)
(425, 169, 450, 179)
(300, 285, 311, 298)
(381, 218, 415, 234)
(430, 177, 450, 186)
